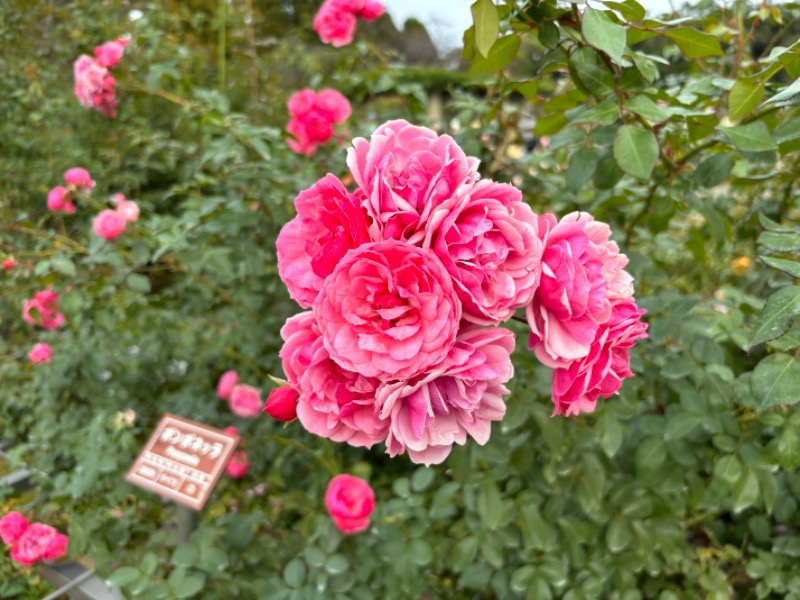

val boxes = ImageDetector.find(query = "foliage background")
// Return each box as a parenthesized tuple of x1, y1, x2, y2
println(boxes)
(1, 0, 800, 598)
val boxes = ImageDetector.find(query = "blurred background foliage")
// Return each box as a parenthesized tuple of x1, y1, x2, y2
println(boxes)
(1, 0, 800, 598)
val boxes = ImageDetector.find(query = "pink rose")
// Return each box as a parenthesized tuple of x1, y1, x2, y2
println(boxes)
(0, 512, 29, 546)
(325, 474, 375, 534)
(93, 37, 129, 68)
(315, 241, 461, 381)
(217, 370, 239, 400)
(40, 533, 69, 562)
(3, 257, 15, 271)
(263, 386, 299, 422)
(526, 212, 634, 367)
(277, 174, 371, 307)
(228, 384, 262, 418)
(347, 120, 480, 242)
(286, 118, 317, 156)
(223, 426, 239, 437)
(115, 198, 140, 222)
(47, 186, 75, 213)
(313, 1, 358, 47)
(23, 290, 65, 330)
(433, 180, 543, 325)
(358, 0, 385, 20)
(288, 89, 317, 118)
(73, 55, 119, 118)
(225, 451, 250, 479)
(64, 167, 96, 189)
(314, 89, 351, 123)
(378, 326, 514, 465)
(9, 523, 57, 566)
(93, 209, 127, 241)
(28, 342, 52, 364)
(281, 312, 387, 448)
(303, 111, 335, 144)
(551, 301, 648, 416)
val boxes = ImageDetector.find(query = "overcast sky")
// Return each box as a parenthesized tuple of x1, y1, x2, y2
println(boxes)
(381, 0, 690, 54)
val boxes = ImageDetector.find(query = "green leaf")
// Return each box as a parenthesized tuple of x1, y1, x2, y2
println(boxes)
(758, 231, 800, 253)
(714, 455, 742, 485)
(764, 76, 800, 106)
(755, 468, 778, 514)
(325, 554, 349, 575)
(519, 504, 555, 550)
(631, 52, 657, 83)
(472, 0, 500, 58)
(760, 256, 800, 278)
(468, 35, 520, 75)
(409, 539, 433, 566)
(777, 428, 800, 469)
(477, 479, 503, 529)
(451, 536, 480, 572)
(603, 0, 645, 21)
(594, 154, 624, 189)
(582, 7, 626, 64)
(168, 568, 205, 599)
(107, 567, 142, 587)
(605, 515, 633, 553)
(141, 552, 159, 576)
(613, 125, 658, 179)
(510, 566, 537, 593)
(571, 101, 620, 125)
(732, 466, 760, 513)
(282, 558, 306, 588)
(773, 116, 800, 144)
(719, 121, 778, 152)
(127, 273, 152, 293)
(538, 20, 559, 49)
(665, 27, 724, 58)
(664, 412, 701, 440)
(598, 415, 624, 458)
(729, 79, 765, 121)
(635, 438, 667, 475)
(411, 467, 435, 492)
(623, 95, 669, 122)
(172, 544, 199, 568)
(747, 286, 800, 350)
(692, 153, 733, 187)
(462, 25, 475, 61)
(752, 353, 800, 411)
(566, 148, 599, 193)
(51, 256, 76, 277)
(569, 47, 615, 97)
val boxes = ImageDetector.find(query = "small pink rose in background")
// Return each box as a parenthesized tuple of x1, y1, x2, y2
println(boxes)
(325, 474, 375, 534)
(263, 386, 299, 422)
(9, 523, 58, 567)
(28, 343, 52, 364)
(223, 426, 239, 437)
(551, 301, 648, 416)
(217, 370, 239, 400)
(112, 194, 140, 222)
(64, 167, 96, 189)
(93, 209, 127, 241)
(313, 89, 352, 123)
(313, 0, 384, 47)
(3, 257, 16, 271)
(22, 289, 65, 330)
(47, 186, 75, 213)
(358, 0, 385, 20)
(40, 533, 69, 562)
(94, 37, 129, 68)
(285, 89, 351, 155)
(0, 512, 29, 546)
(225, 451, 250, 479)
(229, 384, 262, 418)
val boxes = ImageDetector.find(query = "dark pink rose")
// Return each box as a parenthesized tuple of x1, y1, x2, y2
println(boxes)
(358, 0, 385, 20)
(93, 37, 129, 68)
(325, 474, 375, 534)
(225, 451, 250, 479)
(73, 55, 119, 118)
(526, 212, 634, 367)
(263, 386, 299, 422)
(280, 312, 387, 448)
(47, 186, 75, 213)
(315, 241, 461, 381)
(93, 209, 127, 241)
(217, 370, 239, 399)
(377, 326, 514, 465)
(551, 301, 648, 416)
(229, 384, 262, 418)
(347, 120, 480, 242)
(0, 512, 29, 546)
(64, 167, 95, 189)
(9, 523, 58, 566)
(222, 426, 239, 437)
(303, 111, 335, 143)
(314, 89, 351, 123)
(288, 89, 316, 117)
(3, 257, 15, 271)
(22, 289, 65, 330)
(313, 1, 358, 47)
(28, 342, 52, 364)
(434, 180, 543, 325)
(41, 533, 69, 562)
(277, 174, 372, 307)
(286, 118, 317, 156)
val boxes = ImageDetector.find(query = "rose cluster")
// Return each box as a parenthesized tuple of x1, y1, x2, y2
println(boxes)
(313, 0, 385, 48)
(286, 88, 351, 156)
(74, 37, 129, 118)
(47, 167, 95, 214)
(217, 370, 263, 418)
(0, 512, 68, 567)
(276, 120, 647, 464)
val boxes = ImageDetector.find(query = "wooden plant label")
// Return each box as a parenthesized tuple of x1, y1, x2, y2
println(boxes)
(125, 413, 239, 510)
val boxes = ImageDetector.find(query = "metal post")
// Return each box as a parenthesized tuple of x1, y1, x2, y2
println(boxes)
(176, 504, 199, 544)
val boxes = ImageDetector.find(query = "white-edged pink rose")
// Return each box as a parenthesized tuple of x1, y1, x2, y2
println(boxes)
(434, 180, 543, 325)
(280, 312, 387, 448)
(377, 326, 514, 465)
(526, 212, 634, 367)
(551, 301, 648, 416)
(277, 174, 371, 307)
(93, 209, 126, 241)
(315, 241, 461, 381)
(228, 384, 262, 418)
(347, 120, 480, 243)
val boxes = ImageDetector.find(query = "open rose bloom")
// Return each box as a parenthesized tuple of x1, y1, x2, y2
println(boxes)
(73, 37, 129, 118)
(313, 0, 385, 47)
(285, 89, 351, 156)
(276, 120, 647, 464)
(0, 514, 68, 567)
